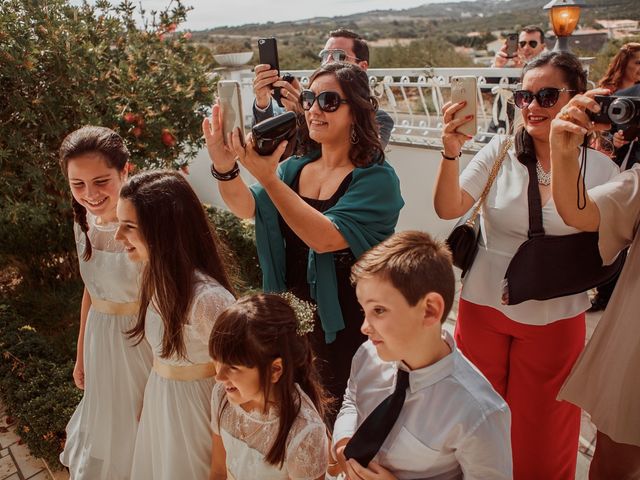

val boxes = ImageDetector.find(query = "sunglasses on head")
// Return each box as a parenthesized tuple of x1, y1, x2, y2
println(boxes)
(513, 87, 576, 109)
(318, 49, 360, 64)
(519, 40, 539, 49)
(300, 90, 349, 112)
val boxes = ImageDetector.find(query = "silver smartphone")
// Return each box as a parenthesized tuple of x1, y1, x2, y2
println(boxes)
(218, 80, 245, 146)
(451, 76, 478, 137)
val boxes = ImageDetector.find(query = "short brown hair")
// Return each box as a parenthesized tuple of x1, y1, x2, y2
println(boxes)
(521, 25, 545, 44)
(350, 231, 455, 323)
(329, 28, 369, 63)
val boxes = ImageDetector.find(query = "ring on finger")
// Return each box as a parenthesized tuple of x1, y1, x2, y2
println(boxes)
(559, 109, 572, 121)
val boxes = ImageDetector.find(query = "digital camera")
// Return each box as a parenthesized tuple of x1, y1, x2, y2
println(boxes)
(589, 95, 640, 134)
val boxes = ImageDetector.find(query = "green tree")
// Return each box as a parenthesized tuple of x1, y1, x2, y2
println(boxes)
(0, 0, 215, 285)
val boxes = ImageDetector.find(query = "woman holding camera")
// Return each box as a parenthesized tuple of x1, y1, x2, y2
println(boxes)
(433, 52, 618, 479)
(550, 88, 640, 479)
(203, 62, 403, 414)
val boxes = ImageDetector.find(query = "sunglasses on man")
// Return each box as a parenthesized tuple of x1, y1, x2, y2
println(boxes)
(318, 49, 361, 64)
(519, 40, 539, 49)
(513, 87, 576, 109)
(299, 90, 349, 112)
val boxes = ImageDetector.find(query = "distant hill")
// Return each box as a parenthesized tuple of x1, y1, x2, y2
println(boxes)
(195, 0, 639, 39)
(192, 0, 640, 70)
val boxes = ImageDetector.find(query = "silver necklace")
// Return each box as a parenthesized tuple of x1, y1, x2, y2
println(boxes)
(536, 161, 551, 186)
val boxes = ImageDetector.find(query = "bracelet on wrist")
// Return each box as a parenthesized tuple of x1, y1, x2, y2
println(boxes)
(441, 150, 461, 161)
(210, 162, 240, 181)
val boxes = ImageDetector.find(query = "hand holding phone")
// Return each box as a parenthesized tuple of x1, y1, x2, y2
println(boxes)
(218, 80, 245, 147)
(450, 76, 478, 137)
(505, 33, 518, 59)
(258, 38, 285, 107)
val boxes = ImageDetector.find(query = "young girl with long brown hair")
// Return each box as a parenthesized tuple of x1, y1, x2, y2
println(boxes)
(209, 294, 331, 480)
(59, 126, 153, 480)
(115, 170, 236, 480)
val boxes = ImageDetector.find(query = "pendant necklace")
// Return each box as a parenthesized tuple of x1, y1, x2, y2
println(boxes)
(536, 161, 551, 186)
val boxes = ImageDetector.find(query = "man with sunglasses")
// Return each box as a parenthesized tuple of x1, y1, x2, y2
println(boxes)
(492, 25, 546, 68)
(488, 26, 547, 133)
(252, 29, 394, 148)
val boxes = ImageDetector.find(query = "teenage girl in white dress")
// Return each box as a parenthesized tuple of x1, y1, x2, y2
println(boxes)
(116, 170, 236, 480)
(59, 126, 153, 480)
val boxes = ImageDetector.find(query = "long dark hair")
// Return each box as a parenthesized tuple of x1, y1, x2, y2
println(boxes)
(59, 126, 129, 261)
(209, 294, 330, 467)
(121, 170, 236, 359)
(599, 42, 640, 92)
(297, 62, 383, 167)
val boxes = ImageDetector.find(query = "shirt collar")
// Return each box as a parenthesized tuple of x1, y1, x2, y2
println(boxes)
(396, 331, 457, 393)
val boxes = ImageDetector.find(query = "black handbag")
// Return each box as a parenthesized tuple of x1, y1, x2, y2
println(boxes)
(503, 156, 626, 305)
(446, 138, 512, 277)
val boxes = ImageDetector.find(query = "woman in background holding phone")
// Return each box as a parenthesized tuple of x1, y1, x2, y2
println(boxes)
(433, 51, 618, 479)
(203, 62, 403, 421)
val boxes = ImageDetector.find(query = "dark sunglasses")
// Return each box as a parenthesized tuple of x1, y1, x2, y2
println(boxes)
(513, 87, 576, 109)
(318, 49, 360, 64)
(519, 40, 539, 49)
(300, 90, 349, 112)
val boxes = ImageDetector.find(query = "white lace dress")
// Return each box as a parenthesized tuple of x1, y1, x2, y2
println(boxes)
(60, 213, 153, 480)
(211, 382, 329, 480)
(130, 272, 235, 480)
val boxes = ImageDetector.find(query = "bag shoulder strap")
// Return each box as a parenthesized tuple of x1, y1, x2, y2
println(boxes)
(468, 137, 513, 224)
(523, 160, 545, 238)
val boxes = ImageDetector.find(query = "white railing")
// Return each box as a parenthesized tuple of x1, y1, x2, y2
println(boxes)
(223, 66, 523, 152)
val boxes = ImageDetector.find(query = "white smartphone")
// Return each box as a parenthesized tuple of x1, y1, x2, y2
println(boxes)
(450, 76, 478, 137)
(217, 80, 245, 146)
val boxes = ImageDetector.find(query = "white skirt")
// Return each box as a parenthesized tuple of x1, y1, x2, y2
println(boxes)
(130, 371, 215, 480)
(60, 309, 152, 480)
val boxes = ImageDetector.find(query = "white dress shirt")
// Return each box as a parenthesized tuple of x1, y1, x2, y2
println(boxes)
(459, 135, 619, 325)
(333, 332, 512, 480)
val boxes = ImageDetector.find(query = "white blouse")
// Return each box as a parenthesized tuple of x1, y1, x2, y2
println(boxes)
(333, 333, 512, 480)
(459, 135, 619, 325)
(211, 383, 328, 480)
(145, 271, 235, 366)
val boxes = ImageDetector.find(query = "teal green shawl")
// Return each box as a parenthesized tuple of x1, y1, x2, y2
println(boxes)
(250, 152, 404, 343)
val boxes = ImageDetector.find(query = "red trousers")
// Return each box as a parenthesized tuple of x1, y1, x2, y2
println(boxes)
(455, 299, 585, 480)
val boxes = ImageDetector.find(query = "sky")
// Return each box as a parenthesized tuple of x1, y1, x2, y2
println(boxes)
(70, 0, 465, 31)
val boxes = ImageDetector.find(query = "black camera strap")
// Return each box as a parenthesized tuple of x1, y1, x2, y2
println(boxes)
(577, 136, 588, 210)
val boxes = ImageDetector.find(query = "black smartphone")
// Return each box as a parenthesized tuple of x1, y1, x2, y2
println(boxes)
(258, 38, 283, 108)
(505, 33, 518, 58)
(252, 111, 297, 160)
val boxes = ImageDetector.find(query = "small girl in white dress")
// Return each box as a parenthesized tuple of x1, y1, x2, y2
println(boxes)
(209, 294, 331, 480)
(115, 170, 236, 480)
(58, 126, 152, 480)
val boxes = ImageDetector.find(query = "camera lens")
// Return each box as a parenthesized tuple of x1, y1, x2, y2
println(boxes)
(608, 98, 636, 125)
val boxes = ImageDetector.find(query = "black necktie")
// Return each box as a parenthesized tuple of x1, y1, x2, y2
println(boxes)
(344, 369, 410, 466)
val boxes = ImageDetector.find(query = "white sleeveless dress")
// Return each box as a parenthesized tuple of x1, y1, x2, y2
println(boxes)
(211, 382, 329, 480)
(60, 214, 153, 480)
(130, 272, 234, 480)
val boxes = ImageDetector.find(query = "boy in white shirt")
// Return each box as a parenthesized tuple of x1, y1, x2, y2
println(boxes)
(333, 231, 512, 480)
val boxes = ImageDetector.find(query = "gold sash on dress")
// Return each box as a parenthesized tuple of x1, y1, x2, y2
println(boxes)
(152, 357, 216, 381)
(91, 297, 139, 316)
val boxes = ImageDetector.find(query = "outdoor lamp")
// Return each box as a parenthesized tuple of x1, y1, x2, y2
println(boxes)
(543, 0, 585, 52)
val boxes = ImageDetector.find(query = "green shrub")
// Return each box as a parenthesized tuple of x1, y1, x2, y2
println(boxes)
(207, 206, 262, 293)
(0, 0, 216, 285)
(0, 291, 82, 467)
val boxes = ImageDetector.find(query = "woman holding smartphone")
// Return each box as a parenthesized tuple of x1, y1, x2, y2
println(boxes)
(203, 62, 403, 418)
(433, 51, 618, 479)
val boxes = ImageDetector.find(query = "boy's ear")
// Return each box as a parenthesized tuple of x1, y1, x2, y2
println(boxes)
(421, 292, 445, 327)
(270, 358, 284, 384)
